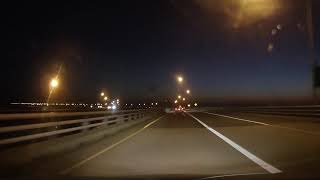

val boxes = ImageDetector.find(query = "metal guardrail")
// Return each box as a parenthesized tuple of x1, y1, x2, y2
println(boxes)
(0, 109, 158, 146)
(200, 105, 320, 117)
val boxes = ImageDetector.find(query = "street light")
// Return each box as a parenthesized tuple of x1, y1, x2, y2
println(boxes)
(104, 96, 108, 101)
(177, 76, 183, 83)
(174, 100, 178, 104)
(178, 95, 181, 99)
(100, 92, 105, 97)
(182, 98, 185, 101)
(186, 89, 190, 94)
(47, 77, 59, 105)
(194, 103, 198, 107)
(50, 78, 58, 89)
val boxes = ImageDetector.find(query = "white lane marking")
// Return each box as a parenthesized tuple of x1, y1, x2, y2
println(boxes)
(186, 112, 282, 174)
(199, 172, 268, 180)
(59, 115, 165, 175)
(205, 112, 270, 126)
(204, 112, 320, 135)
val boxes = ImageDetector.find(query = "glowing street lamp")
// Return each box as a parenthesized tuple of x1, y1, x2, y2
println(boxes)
(194, 103, 198, 107)
(100, 92, 105, 97)
(47, 78, 59, 105)
(187, 104, 191, 107)
(186, 89, 190, 94)
(104, 96, 108, 101)
(174, 100, 178, 104)
(178, 95, 181, 99)
(177, 76, 183, 83)
(182, 98, 186, 101)
(50, 78, 58, 89)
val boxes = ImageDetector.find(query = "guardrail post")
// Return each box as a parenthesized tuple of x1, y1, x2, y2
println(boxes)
(81, 121, 89, 132)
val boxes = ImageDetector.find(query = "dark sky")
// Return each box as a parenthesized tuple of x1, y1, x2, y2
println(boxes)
(2, 0, 320, 104)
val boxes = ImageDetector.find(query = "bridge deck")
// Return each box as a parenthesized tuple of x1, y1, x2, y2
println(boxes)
(6, 112, 320, 179)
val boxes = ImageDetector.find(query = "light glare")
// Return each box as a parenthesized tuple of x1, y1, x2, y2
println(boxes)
(50, 79, 58, 88)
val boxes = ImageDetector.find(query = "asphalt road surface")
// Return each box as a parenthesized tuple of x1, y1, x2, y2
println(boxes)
(9, 111, 320, 179)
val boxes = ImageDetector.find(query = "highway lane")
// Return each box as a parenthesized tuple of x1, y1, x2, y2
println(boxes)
(63, 113, 268, 178)
(193, 112, 320, 178)
(204, 111, 320, 134)
(9, 111, 320, 179)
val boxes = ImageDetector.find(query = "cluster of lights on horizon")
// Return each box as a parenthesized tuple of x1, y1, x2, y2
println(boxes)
(174, 75, 198, 108)
(99, 91, 118, 110)
(39, 74, 197, 110)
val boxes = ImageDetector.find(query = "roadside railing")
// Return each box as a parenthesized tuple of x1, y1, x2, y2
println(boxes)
(199, 105, 320, 117)
(0, 109, 160, 147)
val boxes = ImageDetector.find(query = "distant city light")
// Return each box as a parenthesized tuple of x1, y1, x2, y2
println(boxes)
(174, 100, 178, 104)
(100, 92, 105, 96)
(178, 95, 181, 99)
(104, 97, 108, 101)
(186, 89, 190, 94)
(194, 103, 198, 107)
(182, 98, 185, 101)
(188, 104, 191, 107)
(112, 105, 116, 110)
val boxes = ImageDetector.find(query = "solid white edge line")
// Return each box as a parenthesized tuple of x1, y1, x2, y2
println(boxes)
(59, 115, 165, 175)
(199, 172, 268, 180)
(204, 112, 320, 135)
(186, 112, 282, 174)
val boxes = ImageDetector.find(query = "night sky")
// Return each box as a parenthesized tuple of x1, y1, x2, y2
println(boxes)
(2, 1, 320, 105)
